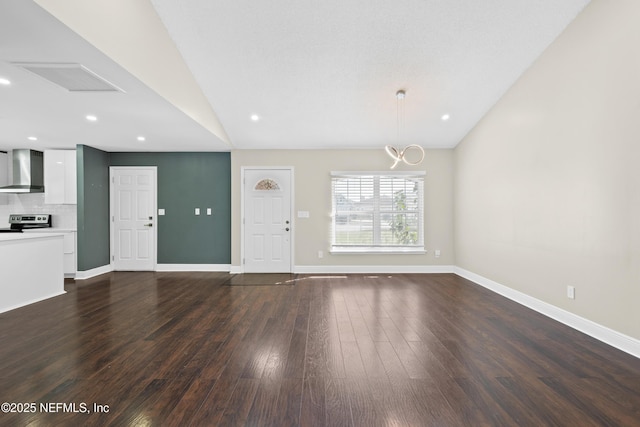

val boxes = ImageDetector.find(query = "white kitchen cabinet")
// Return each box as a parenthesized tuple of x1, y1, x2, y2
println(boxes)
(62, 231, 77, 277)
(0, 233, 65, 313)
(24, 229, 77, 277)
(44, 150, 77, 204)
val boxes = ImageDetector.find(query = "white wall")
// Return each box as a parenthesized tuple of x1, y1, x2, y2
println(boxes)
(231, 149, 454, 272)
(454, 0, 640, 340)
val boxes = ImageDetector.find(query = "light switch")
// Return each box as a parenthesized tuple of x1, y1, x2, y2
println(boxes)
(207, 208, 212, 215)
(297, 211, 310, 218)
(195, 208, 200, 215)
(158, 208, 165, 216)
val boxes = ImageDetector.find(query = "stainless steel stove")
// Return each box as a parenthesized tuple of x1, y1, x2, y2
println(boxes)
(0, 214, 52, 233)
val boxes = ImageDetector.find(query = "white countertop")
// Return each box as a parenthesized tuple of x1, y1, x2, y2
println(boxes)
(0, 232, 65, 243)
(23, 228, 77, 233)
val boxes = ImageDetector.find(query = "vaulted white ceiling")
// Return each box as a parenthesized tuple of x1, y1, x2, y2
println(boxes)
(150, 0, 591, 150)
(1, 0, 591, 152)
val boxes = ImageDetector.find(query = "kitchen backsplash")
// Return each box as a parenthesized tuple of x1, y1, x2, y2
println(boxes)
(0, 193, 76, 229)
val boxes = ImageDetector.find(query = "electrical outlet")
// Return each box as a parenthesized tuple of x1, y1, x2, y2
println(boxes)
(434, 249, 441, 258)
(318, 250, 323, 258)
(567, 286, 575, 299)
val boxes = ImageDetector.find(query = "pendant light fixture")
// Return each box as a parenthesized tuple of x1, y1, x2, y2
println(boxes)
(385, 89, 425, 169)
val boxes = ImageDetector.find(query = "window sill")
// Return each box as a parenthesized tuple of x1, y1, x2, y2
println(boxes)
(330, 247, 426, 255)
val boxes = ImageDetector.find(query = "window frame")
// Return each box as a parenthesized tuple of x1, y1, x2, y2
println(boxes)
(330, 171, 426, 254)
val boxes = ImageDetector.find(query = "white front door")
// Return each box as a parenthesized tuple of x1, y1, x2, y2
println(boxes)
(243, 168, 292, 273)
(110, 167, 157, 271)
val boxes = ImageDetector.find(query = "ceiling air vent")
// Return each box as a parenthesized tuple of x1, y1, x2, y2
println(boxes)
(13, 62, 123, 92)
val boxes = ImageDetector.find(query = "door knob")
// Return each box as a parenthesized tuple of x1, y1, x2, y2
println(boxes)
(285, 227, 290, 231)
(144, 223, 153, 227)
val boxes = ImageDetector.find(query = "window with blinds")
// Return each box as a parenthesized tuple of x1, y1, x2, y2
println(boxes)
(331, 172, 425, 253)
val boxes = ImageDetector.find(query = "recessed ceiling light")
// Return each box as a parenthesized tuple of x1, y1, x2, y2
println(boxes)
(441, 114, 451, 121)
(137, 136, 146, 142)
(250, 114, 260, 122)
(85, 115, 98, 122)
(0, 77, 10, 85)
(27, 136, 38, 141)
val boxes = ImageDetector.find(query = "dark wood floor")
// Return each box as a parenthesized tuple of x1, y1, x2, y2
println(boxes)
(0, 272, 638, 426)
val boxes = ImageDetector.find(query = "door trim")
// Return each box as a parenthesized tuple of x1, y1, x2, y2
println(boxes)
(240, 166, 294, 273)
(109, 166, 158, 271)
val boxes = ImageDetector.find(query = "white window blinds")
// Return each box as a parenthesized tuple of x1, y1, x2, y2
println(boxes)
(331, 172, 425, 252)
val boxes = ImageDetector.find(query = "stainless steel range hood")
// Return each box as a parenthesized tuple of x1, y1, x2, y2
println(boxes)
(0, 149, 44, 193)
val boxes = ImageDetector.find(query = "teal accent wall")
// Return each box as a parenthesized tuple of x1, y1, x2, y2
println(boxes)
(76, 145, 111, 271)
(109, 152, 231, 264)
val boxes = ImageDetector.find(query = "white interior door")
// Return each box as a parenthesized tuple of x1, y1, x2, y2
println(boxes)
(243, 168, 292, 273)
(110, 167, 157, 271)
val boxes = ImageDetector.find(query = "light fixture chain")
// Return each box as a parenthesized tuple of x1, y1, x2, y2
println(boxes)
(396, 92, 400, 145)
(400, 91, 405, 142)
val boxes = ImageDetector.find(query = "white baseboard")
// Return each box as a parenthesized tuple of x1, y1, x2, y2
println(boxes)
(156, 264, 231, 272)
(454, 267, 640, 359)
(0, 291, 66, 314)
(74, 264, 113, 280)
(76, 264, 231, 277)
(294, 265, 455, 274)
(228, 265, 454, 274)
